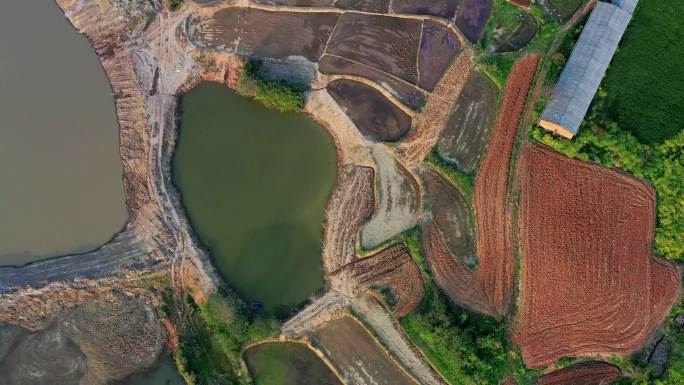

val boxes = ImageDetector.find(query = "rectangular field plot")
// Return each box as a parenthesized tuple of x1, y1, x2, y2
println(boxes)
(326, 13, 422, 84)
(418, 20, 462, 90)
(188, 9, 340, 61)
(312, 317, 418, 385)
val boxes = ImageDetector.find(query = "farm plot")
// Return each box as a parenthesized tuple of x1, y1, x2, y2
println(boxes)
(322, 166, 375, 273)
(418, 20, 462, 91)
(513, 144, 681, 368)
(437, 70, 498, 173)
(312, 317, 418, 385)
(253, 0, 335, 6)
(361, 145, 420, 249)
(490, 12, 537, 53)
(422, 169, 476, 268)
(326, 13, 422, 84)
(327, 79, 412, 142)
(392, 0, 459, 19)
(420, 168, 502, 316)
(319, 55, 426, 110)
(336, 0, 390, 12)
(454, 0, 494, 42)
(536, 361, 623, 385)
(472, 54, 539, 317)
(188, 9, 340, 61)
(332, 243, 425, 316)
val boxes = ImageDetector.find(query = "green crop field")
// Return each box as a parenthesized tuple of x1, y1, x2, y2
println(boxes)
(602, 0, 684, 144)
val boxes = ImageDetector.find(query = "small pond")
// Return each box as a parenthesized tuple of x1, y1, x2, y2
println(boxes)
(173, 83, 338, 313)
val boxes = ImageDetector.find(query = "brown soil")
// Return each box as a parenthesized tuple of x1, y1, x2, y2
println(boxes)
(398, 49, 473, 167)
(322, 165, 375, 273)
(513, 144, 681, 368)
(537, 361, 623, 385)
(437, 69, 499, 173)
(418, 20, 462, 90)
(472, 54, 540, 317)
(326, 13, 422, 84)
(422, 169, 476, 267)
(336, 0, 390, 12)
(421, 221, 498, 316)
(319, 54, 426, 110)
(332, 243, 425, 316)
(327, 79, 412, 142)
(312, 316, 419, 385)
(351, 294, 449, 385)
(189, 9, 340, 61)
(392, 0, 459, 18)
(509, 0, 531, 8)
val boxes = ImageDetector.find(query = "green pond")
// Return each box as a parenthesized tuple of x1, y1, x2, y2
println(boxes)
(174, 83, 338, 312)
(244, 342, 341, 385)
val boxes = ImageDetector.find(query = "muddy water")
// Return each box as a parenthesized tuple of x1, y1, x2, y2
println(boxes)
(174, 83, 337, 313)
(244, 342, 341, 385)
(0, 0, 127, 266)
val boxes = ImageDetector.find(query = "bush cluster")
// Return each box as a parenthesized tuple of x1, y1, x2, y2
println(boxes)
(236, 60, 306, 113)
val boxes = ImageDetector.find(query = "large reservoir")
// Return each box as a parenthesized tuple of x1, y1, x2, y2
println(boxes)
(0, 0, 127, 266)
(174, 83, 338, 313)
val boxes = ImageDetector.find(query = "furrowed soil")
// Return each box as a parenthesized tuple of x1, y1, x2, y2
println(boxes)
(536, 361, 623, 385)
(513, 144, 681, 368)
(471, 54, 539, 318)
(332, 243, 425, 316)
(312, 316, 418, 385)
(327, 13, 422, 84)
(437, 70, 499, 173)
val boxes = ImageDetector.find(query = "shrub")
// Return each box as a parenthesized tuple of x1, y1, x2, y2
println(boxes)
(236, 60, 306, 113)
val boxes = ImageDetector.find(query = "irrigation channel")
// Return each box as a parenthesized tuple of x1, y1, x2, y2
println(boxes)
(0, 0, 127, 266)
(173, 83, 338, 314)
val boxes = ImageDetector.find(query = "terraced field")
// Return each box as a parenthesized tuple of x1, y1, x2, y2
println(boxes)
(536, 361, 623, 385)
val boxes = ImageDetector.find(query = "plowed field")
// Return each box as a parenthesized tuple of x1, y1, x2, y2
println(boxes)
(537, 361, 623, 385)
(471, 54, 539, 317)
(333, 243, 425, 316)
(513, 144, 681, 368)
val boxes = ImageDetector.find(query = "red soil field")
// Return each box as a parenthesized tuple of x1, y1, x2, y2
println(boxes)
(537, 361, 623, 385)
(471, 54, 540, 317)
(332, 243, 425, 316)
(509, 0, 531, 8)
(513, 144, 681, 368)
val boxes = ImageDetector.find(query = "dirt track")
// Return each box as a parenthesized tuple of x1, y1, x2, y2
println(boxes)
(513, 144, 681, 368)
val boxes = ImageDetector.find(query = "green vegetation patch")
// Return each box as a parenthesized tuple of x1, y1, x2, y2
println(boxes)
(531, 91, 684, 260)
(166, 290, 280, 385)
(398, 230, 541, 385)
(602, 0, 684, 144)
(237, 60, 306, 113)
(479, 0, 561, 87)
(541, 0, 582, 22)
